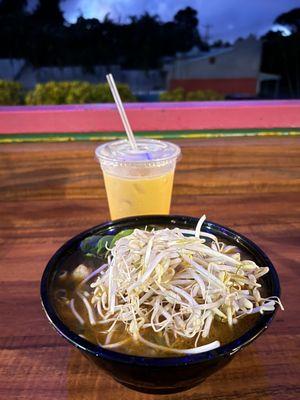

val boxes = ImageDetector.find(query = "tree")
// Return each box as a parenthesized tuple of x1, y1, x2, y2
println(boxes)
(31, 0, 64, 25)
(0, 0, 27, 16)
(173, 7, 202, 52)
(118, 13, 162, 69)
(174, 7, 198, 29)
(0, 3, 204, 70)
(0, 0, 29, 58)
(261, 9, 300, 98)
(275, 8, 300, 34)
(212, 39, 230, 48)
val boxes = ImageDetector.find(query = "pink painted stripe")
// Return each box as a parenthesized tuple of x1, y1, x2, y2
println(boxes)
(0, 101, 300, 134)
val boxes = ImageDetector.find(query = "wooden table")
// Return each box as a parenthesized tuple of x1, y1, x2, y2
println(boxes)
(0, 137, 299, 400)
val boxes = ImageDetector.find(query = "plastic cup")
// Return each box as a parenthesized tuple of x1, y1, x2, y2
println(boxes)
(95, 138, 181, 220)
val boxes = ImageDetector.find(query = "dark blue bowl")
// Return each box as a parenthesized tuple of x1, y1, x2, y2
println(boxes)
(40, 215, 280, 394)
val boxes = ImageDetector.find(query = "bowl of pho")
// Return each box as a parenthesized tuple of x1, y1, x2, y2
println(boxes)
(40, 215, 282, 394)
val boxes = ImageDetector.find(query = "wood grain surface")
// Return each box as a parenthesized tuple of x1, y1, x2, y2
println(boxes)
(0, 137, 299, 400)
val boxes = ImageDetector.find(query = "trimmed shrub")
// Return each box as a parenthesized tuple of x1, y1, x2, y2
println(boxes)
(186, 89, 224, 101)
(0, 80, 24, 105)
(25, 81, 136, 105)
(159, 88, 224, 101)
(159, 87, 185, 102)
(25, 82, 68, 105)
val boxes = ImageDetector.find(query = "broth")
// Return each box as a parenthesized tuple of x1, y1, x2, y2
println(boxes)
(51, 226, 265, 357)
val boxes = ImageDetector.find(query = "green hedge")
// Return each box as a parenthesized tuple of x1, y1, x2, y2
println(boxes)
(160, 87, 224, 101)
(25, 81, 136, 105)
(0, 80, 24, 105)
(0, 80, 224, 105)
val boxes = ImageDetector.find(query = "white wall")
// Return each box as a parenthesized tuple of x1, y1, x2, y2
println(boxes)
(168, 37, 262, 80)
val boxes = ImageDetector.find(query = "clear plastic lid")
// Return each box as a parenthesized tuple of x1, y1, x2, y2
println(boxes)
(95, 139, 181, 167)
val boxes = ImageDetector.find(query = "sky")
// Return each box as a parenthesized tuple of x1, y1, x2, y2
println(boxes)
(60, 0, 299, 43)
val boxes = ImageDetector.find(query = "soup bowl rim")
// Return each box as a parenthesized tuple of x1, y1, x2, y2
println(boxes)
(40, 214, 280, 367)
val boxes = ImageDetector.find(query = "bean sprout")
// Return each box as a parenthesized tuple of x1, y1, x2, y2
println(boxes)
(75, 216, 283, 354)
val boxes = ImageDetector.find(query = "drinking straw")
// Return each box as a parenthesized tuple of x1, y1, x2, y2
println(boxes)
(106, 73, 137, 150)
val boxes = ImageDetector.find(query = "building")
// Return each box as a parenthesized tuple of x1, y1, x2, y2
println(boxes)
(0, 59, 26, 81)
(0, 37, 279, 99)
(164, 36, 279, 97)
(0, 60, 164, 96)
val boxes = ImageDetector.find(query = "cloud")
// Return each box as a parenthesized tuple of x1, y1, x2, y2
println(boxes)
(61, 0, 300, 42)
